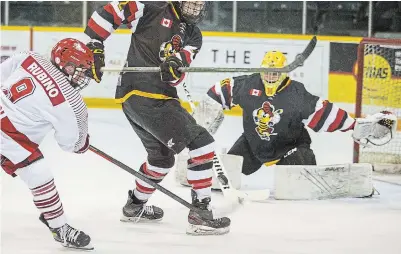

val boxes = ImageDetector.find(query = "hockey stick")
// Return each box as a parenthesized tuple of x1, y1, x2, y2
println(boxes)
(88, 145, 213, 220)
(182, 83, 270, 202)
(101, 36, 317, 73)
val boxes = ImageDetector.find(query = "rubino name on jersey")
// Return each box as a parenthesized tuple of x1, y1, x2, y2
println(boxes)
(21, 56, 66, 106)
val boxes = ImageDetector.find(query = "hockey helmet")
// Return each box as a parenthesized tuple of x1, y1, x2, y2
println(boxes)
(173, 1, 210, 24)
(51, 38, 94, 90)
(260, 51, 288, 96)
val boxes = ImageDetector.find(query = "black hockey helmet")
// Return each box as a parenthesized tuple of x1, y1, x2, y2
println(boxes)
(172, 1, 210, 25)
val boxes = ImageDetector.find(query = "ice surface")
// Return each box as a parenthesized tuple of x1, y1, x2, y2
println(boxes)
(2, 109, 401, 254)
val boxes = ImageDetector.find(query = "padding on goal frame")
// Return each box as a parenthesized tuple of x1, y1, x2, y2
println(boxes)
(353, 37, 401, 172)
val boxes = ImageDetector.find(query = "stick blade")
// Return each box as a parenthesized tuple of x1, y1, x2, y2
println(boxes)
(284, 36, 317, 72)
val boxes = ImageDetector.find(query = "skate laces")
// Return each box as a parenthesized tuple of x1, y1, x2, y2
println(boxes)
(60, 224, 80, 244)
(133, 205, 154, 223)
(214, 217, 224, 222)
(144, 205, 155, 215)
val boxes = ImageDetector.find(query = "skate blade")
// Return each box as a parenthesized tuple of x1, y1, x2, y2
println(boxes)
(61, 242, 94, 251)
(120, 214, 163, 223)
(186, 224, 230, 236)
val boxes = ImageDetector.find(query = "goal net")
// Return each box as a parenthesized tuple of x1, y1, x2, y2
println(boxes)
(354, 38, 401, 172)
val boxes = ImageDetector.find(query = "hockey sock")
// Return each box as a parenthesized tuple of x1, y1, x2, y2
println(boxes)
(187, 145, 214, 201)
(133, 162, 171, 202)
(15, 159, 67, 229)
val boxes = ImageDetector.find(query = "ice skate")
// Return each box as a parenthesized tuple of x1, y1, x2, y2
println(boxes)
(39, 214, 93, 250)
(187, 190, 231, 235)
(120, 190, 164, 222)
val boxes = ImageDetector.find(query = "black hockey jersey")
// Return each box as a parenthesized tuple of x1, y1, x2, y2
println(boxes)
(207, 74, 356, 163)
(85, 1, 202, 100)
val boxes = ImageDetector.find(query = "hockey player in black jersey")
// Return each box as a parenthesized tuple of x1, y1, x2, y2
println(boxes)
(191, 50, 397, 176)
(84, 1, 230, 235)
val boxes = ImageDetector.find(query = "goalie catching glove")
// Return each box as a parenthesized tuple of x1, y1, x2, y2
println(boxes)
(353, 111, 397, 147)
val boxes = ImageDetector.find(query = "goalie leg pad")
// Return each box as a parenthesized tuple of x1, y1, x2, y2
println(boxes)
(274, 163, 373, 200)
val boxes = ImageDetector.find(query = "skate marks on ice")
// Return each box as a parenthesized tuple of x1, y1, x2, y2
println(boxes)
(4, 170, 401, 254)
(2, 109, 401, 254)
(4, 169, 401, 254)
(373, 172, 401, 186)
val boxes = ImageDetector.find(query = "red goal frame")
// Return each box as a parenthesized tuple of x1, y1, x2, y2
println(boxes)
(353, 37, 401, 163)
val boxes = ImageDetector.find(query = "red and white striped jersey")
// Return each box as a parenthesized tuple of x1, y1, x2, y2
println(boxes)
(0, 52, 89, 164)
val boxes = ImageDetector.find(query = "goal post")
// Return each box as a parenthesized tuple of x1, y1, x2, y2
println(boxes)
(354, 38, 401, 173)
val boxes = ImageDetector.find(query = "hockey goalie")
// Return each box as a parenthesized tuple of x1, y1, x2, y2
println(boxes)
(176, 50, 397, 200)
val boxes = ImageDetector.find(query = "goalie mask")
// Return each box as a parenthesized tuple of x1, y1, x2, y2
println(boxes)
(173, 1, 210, 24)
(260, 51, 288, 96)
(51, 38, 94, 90)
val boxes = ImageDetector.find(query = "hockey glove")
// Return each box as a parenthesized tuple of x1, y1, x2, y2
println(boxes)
(86, 40, 105, 83)
(75, 135, 90, 154)
(160, 56, 184, 82)
(352, 111, 397, 147)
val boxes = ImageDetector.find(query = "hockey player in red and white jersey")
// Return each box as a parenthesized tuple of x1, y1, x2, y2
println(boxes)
(1, 38, 95, 250)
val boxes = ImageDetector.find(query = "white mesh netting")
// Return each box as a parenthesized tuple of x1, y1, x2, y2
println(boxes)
(358, 40, 401, 167)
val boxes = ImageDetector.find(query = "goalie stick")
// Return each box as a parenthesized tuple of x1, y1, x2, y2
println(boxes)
(88, 145, 213, 220)
(182, 83, 270, 202)
(101, 36, 317, 73)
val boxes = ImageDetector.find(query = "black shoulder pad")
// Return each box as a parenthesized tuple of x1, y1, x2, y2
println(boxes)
(233, 73, 256, 84)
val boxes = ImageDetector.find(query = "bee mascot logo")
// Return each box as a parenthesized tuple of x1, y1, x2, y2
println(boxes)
(159, 35, 183, 61)
(252, 101, 283, 141)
